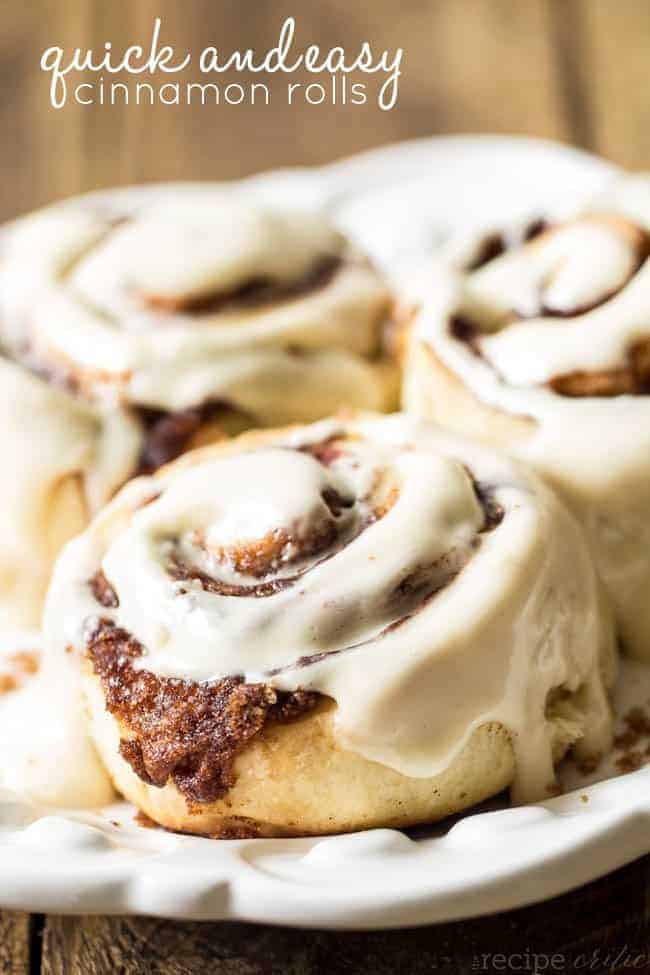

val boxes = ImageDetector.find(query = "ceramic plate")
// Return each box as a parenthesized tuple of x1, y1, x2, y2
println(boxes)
(2, 136, 648, 929)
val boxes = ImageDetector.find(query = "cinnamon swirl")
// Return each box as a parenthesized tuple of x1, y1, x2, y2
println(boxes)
(404, 210, 650, 660)
(0, 187, 396, 624)
(0, 189, 397, 446)
(44, 414, 616, 837)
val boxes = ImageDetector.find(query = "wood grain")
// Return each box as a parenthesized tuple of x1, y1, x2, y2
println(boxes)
(5, 0, 648, 223)
(425, 0, 572, 142)
(0, 912, 32, 974)
(37, 856, 650, 974)
(578, 0, 650, 168)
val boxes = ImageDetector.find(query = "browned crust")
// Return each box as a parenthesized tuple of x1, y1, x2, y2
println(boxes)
(86, 683, 517, 838)
(86, 619, 319, 807)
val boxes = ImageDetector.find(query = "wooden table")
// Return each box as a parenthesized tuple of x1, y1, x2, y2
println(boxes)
(1, 854, 648, 973)
(2, 0, 650, 967)
(4, 0, 650, 222)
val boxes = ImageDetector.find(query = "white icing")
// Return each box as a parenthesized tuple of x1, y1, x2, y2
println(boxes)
(467, 221, 638, 325)
(72, 199, 344, 303)
(0, 666, 114, 809)
(0, 359, 141, 628)
(0, 193, 394, 421)
(589, 172, 650, 229)
(408, 205, 650, 658)
(0, 630, 113, 807)
(474, 261, 650, 386)
(44, 414, 616, 804)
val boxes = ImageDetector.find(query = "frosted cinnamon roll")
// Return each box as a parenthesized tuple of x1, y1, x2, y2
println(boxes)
(0, 190, 397, 451)
(0, 358, 140, 628)
(44, 414, 615, 837)
(404, 212, 650, 659)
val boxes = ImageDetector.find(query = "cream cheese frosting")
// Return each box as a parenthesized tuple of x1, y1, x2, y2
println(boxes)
(0, 186, 396, 632)
(0, 629, 113, 807)
(0, 359, 141, 629)
(44, 414, 616, 805)
(405, 207, 650, 659)
(0, 192, 395, 423)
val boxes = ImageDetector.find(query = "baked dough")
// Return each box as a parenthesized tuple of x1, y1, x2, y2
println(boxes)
(404, 208, 650, 660)
(0, 186, 397, 624)
(0, 190, 398, 429)
(44, 414, 616, 836)
(0, 359, 140, 628)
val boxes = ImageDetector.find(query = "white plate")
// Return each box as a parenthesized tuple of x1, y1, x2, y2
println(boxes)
(2, 136, 648, 930)
(1, 656, 649, 928)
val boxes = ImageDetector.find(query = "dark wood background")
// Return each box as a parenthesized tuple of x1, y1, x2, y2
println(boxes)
(3, 0, 650, 223)
(2, 0, 650, 969)
(2, 855, 649, 973)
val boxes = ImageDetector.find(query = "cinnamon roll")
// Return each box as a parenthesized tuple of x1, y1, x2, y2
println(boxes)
(404, 211, 650, 659)
(44, 414, 616, 837)
(0, 190, 397, 451)
(0, 358, 140, 628)
(0, 187, 395, 624)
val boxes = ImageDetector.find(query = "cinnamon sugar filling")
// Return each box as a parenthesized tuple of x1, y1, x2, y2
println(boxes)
(166, 496, 371, 599)
(463, 219, 549, 273)
(13, 243, 347, 426)
(138, 255, 342, 313)
(448, 218, 650, 398)
(550, 337, 650, 397)
(85, 618, 318, 805)
(450, 312, 650, 397)
(533, 217, 650, 318)
(26, 361, 233, 474)
(135, 401, 234, 474)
